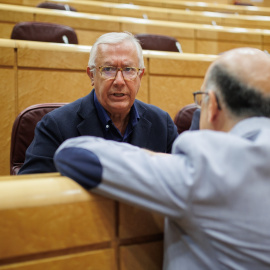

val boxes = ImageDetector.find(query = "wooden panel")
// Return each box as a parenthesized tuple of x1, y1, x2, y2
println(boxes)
(119, 204, 163, 238)
(12, 0, 270, 16)
(69, 1, 112, 15)
(0, 249, 115, 270)
(263, 34, 270, 44)
(17, 42, 90, 69)
(136, 73, 148, 103)
(221, 15, 270, 29)
(0, 201, 115, 258)
(0, 5, 34, 22)
(0, 68, 15, 176)
(35, 12, 121, 32)
(0, 174, 165, 269)
(120, 241, 163, 270)
(0, 0, 23, 4)
(114, 0, 270, 15)
(196, 40, 262, 54)
(17, 69, 91, 111)
(149, 76, 204, 118)
(12, 0, 270, 30)
(0, 39, 15, 66)
(196, 27, 262, 43)
(76, 29, 107, 46)
(111, 5, 165, 19)
(263, 44, 270, 52)
(0, 177, 115, 259)
(177, 39, 195, 53)
(121, 20, 195, 40)
(148, 56, 212, 76)
(0, 22, 14, 40)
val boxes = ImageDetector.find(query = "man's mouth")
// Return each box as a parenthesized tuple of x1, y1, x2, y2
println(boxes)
(113, 93, 125, 97)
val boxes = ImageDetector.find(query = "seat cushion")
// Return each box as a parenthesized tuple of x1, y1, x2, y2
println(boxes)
(174, 104, 198, 134)
(11, 22, 78, 44)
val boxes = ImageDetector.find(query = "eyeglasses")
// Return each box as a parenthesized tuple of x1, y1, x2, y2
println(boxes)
(193, 91, 221, 110)
(97, 66, 142, 81)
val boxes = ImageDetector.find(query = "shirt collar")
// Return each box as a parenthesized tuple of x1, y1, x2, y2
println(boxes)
(230, 117, 270, 140)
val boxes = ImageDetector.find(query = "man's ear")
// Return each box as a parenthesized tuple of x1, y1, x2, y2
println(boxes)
(138, 68, 145, 79)
(207, 90, 219, 123)
(86, 67, 94, 86)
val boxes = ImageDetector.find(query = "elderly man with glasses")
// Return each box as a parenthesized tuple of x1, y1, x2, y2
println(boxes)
(55, 47, 270, 269)
(18, 32, 179, 174)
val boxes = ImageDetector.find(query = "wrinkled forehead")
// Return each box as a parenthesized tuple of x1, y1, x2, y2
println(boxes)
(95, 41, 139, 66)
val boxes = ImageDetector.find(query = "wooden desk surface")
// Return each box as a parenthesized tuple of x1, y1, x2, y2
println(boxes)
(0, 173, 164, 270)
(93, 0, 270, 13)
(32, 0, 270, 30)
(3, 0, 270, 29)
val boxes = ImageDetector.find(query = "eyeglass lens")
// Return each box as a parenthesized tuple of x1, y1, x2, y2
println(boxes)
(101, 67, 138, 80)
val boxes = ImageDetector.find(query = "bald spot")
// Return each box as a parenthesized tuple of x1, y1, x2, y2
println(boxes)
(214, 48, 270, 96)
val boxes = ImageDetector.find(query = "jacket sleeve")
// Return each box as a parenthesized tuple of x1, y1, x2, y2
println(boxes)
(54, 136, 194, 219)
(18, 114, 64, 174)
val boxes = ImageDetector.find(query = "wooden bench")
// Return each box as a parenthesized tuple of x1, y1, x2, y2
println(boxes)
(5, 0, 270, 30)
(1, 3, 270, 54)
(3, 0, 270, 13)
(95, 0, 270, 12)
(0, 38, 216, 176)
(0, 173, 164, 270)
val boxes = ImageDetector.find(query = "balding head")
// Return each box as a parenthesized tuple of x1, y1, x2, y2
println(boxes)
(203, 48, 270, 121)
(214, 48, 270, 96)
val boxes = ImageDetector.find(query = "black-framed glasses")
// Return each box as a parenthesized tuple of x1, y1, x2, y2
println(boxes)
(193, 91, 221, 110)
(97, 66, 142, 81)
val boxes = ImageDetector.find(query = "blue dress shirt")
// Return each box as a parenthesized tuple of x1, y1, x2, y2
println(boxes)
(94, 92, 139, 142)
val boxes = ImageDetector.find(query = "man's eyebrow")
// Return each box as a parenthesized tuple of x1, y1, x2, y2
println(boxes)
(102, 62, 114, 66)
(102, 61, 136, 67)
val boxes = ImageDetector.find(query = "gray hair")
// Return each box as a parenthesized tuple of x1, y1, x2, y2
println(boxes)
(88, 32, 145, 69)
(205, 63, 270, 118)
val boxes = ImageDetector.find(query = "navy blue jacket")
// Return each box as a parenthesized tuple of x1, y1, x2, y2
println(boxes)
(19, 90, 178, 174)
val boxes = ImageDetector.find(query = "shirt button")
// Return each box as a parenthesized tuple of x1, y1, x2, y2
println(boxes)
(106, 124, 109, 129)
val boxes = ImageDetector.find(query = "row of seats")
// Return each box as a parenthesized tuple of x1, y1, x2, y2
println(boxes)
(9, 0, 270, 30)
(37, 1, 77, 11)
(39, 0, 254, 8)
(9, 1, 182, 51)
(11, 21, 183, 52)
(98, 0, 268, 9)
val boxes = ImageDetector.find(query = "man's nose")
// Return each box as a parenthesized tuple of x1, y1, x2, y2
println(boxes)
(114, 70, 125, 83)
